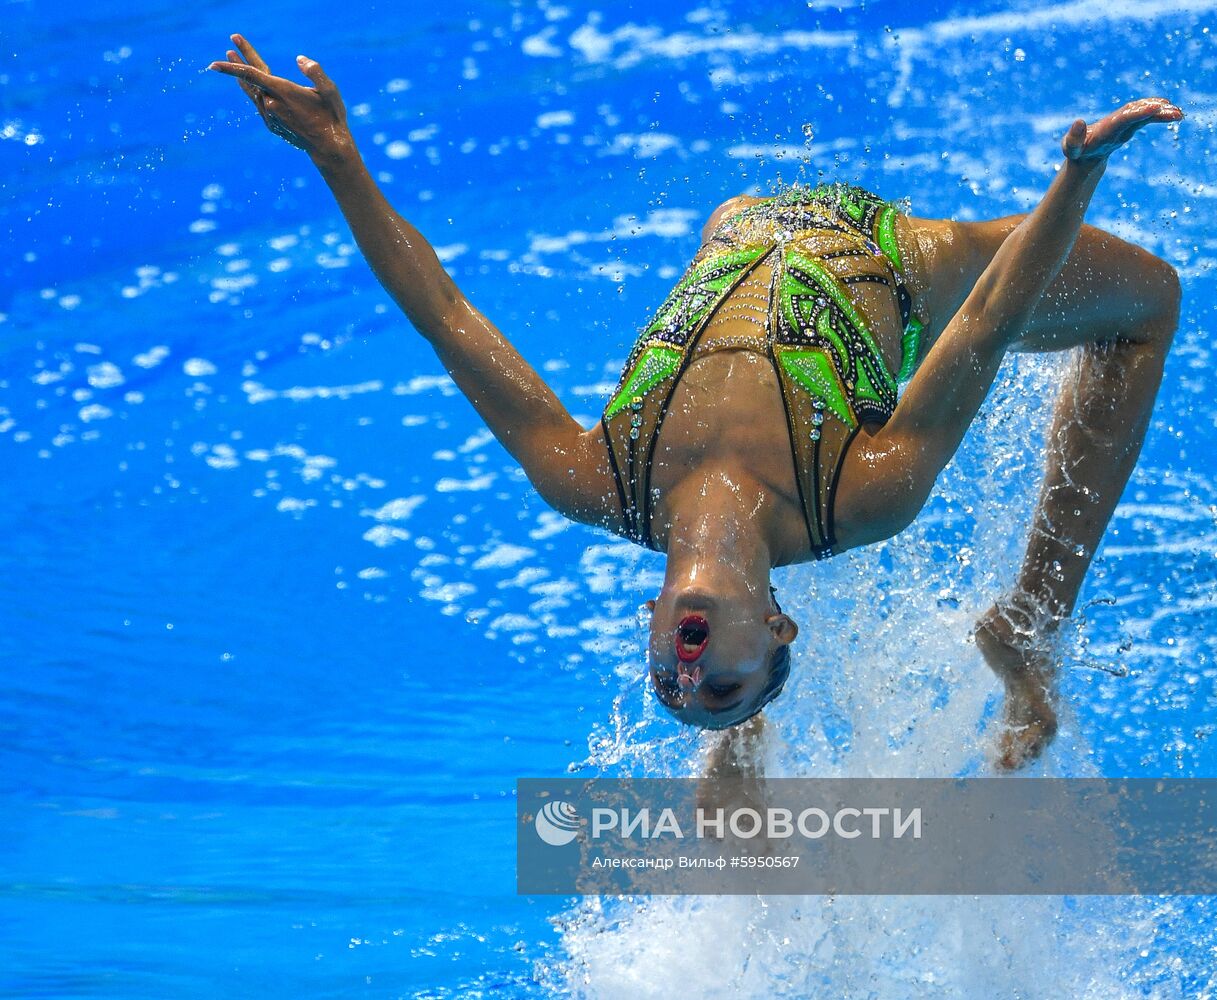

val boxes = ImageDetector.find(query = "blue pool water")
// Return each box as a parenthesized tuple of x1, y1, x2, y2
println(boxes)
(3, 1, 1215, 995)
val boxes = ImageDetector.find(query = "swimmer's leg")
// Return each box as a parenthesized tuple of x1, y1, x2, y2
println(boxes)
(906, 200, 1181, 771)
(986, 230, 1178, 770)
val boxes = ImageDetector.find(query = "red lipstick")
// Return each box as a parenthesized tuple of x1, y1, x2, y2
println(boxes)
(675, 614, 709, 663)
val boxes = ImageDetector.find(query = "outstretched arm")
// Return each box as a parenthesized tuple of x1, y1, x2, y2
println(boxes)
(209, 36, 617, 525)
(835, 98, 1182, 545)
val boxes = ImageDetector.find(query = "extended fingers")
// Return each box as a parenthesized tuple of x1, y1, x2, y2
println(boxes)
(209, 58, 282, 96)
(1061, 97, 1184, 162)
(210, 44, 334, 101)
(231, 34, 270, 73)
(1106, 98, 1184, 136)
(226, 50, 262, 102)
(1103, 98, 1184, 145)
(1123, 96, 1183, 122)
(1142, 100, 1183, 125)
(296, 55, 337, 96)
(209, 59, 266, 88)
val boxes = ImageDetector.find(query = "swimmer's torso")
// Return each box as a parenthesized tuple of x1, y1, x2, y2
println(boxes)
(600, 184, 926, 561)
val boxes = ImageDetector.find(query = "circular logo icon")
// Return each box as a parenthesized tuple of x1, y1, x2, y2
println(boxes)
(535, 800, 580, 846)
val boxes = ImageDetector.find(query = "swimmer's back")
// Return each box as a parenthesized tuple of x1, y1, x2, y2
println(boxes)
(599, 183, 926, 557)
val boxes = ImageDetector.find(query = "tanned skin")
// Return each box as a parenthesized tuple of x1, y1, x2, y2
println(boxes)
(211, 38, 1181, 769)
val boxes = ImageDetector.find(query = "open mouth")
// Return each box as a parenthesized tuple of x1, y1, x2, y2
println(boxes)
(675, 614, 709, 663)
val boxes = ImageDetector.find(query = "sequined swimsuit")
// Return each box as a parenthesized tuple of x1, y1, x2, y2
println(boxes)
(600, 184, 925, 558)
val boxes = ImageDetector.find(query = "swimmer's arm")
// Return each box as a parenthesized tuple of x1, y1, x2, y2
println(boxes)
(209, 37, 621, 526)
(318, 154, 620, 524)
(834, 100, 1181, 546)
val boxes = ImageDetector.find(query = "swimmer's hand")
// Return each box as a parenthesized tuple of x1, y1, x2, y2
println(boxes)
(208, 35, 353, 165)
(1062, 97, 1183, 164)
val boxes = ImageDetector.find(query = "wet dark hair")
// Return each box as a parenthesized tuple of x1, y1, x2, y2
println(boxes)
(753, 641, 792, 710)
(700, 637, 790, 731)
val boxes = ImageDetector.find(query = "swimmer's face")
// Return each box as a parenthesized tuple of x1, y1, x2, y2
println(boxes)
(646, 586, 798, 729)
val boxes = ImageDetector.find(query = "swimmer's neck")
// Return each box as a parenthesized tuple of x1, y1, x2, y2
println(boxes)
(657, 467, 784, 594)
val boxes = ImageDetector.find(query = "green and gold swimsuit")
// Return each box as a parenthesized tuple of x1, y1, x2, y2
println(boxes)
(601, 183, 924, 558)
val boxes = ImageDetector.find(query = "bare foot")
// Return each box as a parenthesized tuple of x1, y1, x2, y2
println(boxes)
(974, 601, 1061, 771)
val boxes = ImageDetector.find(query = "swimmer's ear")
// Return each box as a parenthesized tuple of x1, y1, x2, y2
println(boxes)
(766, 613, 798, 645)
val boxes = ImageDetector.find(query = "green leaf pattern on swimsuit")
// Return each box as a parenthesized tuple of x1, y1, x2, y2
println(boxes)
(776, 349, 854, 427)
(781, 250, 897, 402)
(642, 247, 768, 344)
(607, 247, 767, 418)
(899, 316, 924, 382)
(814, 309, 850, 371)
(605, 345, 681, 419)
(607, 184, 909, 429)
(838, 191, 866, 223)
(875, 205, 903, 271)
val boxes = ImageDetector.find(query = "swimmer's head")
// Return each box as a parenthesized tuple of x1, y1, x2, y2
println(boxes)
(646, 583, 798, 729)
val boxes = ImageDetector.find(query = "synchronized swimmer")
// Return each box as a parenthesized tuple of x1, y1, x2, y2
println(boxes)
(212, 36, 1182, 769)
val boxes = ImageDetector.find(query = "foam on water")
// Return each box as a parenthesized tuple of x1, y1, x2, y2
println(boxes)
(548, 357, 1213, 996)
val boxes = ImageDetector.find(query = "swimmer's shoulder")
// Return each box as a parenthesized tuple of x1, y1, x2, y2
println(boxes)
(525, 420, 637, 539)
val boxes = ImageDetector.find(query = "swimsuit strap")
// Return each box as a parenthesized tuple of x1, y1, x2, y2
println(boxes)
(602, 246, 776, 550)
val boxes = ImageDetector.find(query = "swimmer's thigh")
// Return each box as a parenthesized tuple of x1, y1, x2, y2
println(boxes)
(901, 215, 1179, 355)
